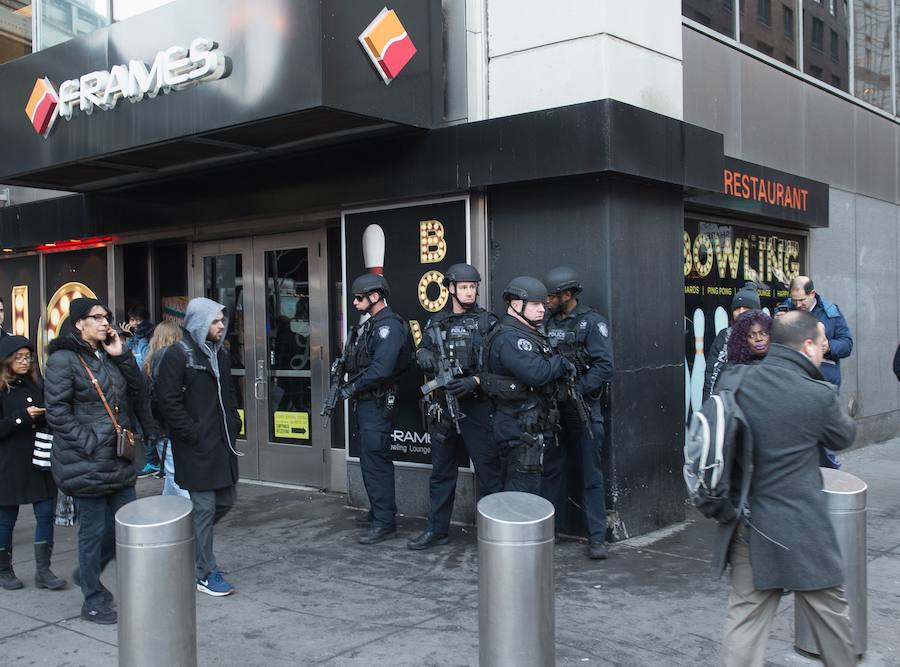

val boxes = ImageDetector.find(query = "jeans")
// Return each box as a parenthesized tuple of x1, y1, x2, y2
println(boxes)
(0, 496, 57, 549)
(75, 486, 136, 606)
(156, 439, 189, 498)
(190, 486, 235, 581)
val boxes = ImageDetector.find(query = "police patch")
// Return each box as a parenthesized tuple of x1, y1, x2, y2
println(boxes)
(579, 320, 588, 329)
(517, 338, 533, 351)
(378, 326, 391, 339)
(598, 323, 609, 337)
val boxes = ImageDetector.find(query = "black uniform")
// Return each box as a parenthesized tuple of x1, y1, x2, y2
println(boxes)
(419, 307, 501, 534)
(344, 307, 408, 530)
(542, 302, 613, 544)
(483, 315, 568, 493)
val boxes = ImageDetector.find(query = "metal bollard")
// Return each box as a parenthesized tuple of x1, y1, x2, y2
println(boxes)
(478, 491, 555, 667)
(795, 468, 867, 657)
(116, 496, 197, 667)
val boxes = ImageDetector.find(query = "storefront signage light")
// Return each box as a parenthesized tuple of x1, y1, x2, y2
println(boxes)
(25, 38, 227, 137)
(723, 168, 809, 212)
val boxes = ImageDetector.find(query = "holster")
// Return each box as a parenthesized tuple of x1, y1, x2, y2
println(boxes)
(518, 431, 545, 473)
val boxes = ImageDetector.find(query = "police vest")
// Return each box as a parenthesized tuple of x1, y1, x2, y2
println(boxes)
(429, 308, 494, 374)
(481, 323, 561, 408)
(546, 308, 595, 374)
(344, 312, 413, 379)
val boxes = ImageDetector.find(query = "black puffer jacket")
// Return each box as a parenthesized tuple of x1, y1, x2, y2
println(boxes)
(44, 334, 148, 498)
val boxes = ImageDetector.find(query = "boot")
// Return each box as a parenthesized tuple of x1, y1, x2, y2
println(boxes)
(0, 548, 24, 590)
(34, 542, 67, 590)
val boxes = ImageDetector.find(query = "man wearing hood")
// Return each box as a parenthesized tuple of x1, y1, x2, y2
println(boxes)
(156, 297, 242, 597)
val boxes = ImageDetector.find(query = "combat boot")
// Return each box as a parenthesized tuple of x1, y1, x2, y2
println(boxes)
(34, 542, 67, 590)
(0, 548, 24, 590)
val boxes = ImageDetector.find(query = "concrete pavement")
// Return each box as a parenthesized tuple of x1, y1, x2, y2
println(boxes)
(1, 438, 899, 666)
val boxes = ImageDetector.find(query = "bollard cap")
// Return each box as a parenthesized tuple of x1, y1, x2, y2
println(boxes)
(115, 496, 194, 546)
(820, 468, 867, 512)
(477, 491, 554, 543)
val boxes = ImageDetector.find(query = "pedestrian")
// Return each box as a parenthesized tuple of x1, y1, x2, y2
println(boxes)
(123, 305, 160, 477)
(0, 335, 66, 592)
(143, 320, 189, 498)
(716, 310, 857, 666)
(781, 276, 853, 468)
(724, 309, 772, 368)
(482, 277, 570, 494)
(704, 282, 761, 401)
(156, 298, 242, 596)
(541, 267, 613, 560)
(45, 298, 149, 624)
(337, 274, 411, 545)
(408, 264, 501, 551)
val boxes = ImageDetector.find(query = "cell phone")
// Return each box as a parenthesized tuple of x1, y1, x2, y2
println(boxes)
(775, 303, 792, 313)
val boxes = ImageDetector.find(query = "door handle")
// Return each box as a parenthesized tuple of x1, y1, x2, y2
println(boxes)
(254, 359, 266, 400)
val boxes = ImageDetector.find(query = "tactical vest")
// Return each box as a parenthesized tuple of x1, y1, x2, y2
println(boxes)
(344, 312, 413, 379)
(430, 308, 494, 374)
(481, 323, 563, 408)
(546, 308, 594, 374)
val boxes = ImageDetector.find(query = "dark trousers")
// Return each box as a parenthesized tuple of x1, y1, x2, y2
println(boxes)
(75, 486, 136, 606)
(500, 442, 542, 494)
(189, 486, 236, 581)
(427, 399, 502, 533)
(0, 496, 57, 549)
(357, 398, 397, 530)
(541, 400, 607, 543)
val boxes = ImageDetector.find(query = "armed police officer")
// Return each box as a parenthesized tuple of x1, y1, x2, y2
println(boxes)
(408, 264, 502, 551)
(542, 267, 613, 560)
(340, 274, 411, 545)
(482, 277, 571, 494)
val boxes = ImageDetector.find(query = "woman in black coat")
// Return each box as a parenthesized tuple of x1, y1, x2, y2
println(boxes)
(0, 336, 66, 591)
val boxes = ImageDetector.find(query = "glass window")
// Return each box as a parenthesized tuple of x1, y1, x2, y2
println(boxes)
(803, 0, 849, 91)
(896, 0, 900, 116)
(853, 0, 892, 111)
(0, 1, 32, 65)
(683, 0, 737, 38)
(36, 0, 110, 50)
(740, 0, 799, 66)
(112, 0, 174, 21)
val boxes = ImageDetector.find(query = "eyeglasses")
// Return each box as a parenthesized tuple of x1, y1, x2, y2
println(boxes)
(13, 354, 32, 363)
(84, 314, 109, 322)
(352, 294, 367, 303)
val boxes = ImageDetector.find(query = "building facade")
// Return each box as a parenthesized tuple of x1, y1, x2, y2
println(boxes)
(0, 0, 896, 540)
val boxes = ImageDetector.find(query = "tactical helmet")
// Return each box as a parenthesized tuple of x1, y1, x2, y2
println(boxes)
(502, 276, 549, 303)
(442, 263, 482, 286)
(544, 266, 582, 294)
(350, 273, 390, 298)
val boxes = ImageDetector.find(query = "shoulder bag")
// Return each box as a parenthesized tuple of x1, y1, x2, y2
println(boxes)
(78, 356, 136, 462)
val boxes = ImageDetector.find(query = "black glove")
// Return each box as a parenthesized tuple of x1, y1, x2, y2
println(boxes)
(562, 358, 577, 377)
(446, 376, 478, 397)
(340, 383, 356, 400)
(417, 349, 437, 373)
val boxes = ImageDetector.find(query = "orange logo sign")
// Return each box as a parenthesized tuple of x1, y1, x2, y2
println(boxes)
(25, 77, 59, 137)
(359, 7, 417, 84)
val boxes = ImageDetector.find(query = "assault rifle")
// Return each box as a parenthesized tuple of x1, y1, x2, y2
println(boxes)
(419, 320, 465, 434)
(321, 329, 357, 426)
(563, 361, 595, 439)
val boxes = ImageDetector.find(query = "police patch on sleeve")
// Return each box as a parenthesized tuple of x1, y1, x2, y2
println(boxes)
(598, 323, 609, 337)
(517, 338, 533, 351)
(378, 325, 391, 339)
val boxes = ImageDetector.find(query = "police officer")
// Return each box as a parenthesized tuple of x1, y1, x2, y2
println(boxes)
(542, 267, 613, 559)
(342, 274, 410, 545)
(482, 277, 570, 494)
(408, 264, 502, 551)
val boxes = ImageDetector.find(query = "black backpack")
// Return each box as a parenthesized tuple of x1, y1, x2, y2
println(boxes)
(683, 364, 754, 524)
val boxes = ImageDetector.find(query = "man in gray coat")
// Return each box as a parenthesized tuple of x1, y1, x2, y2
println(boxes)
(717, 311, 857, 666)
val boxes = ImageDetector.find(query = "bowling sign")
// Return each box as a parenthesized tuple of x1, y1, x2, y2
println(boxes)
(343, 198, 469, 466)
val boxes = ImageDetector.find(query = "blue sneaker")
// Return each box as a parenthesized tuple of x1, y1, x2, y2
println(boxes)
(197, 568, 234, 597)
(138, 463, 160, 478)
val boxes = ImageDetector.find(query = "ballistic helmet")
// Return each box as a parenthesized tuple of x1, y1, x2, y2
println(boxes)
(442, 263, 482, 286)
(502, 276, 548, 303)
(544, 266, 582, 294)
(350, 273, 390, 298)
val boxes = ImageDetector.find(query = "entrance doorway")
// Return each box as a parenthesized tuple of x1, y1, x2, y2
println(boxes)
(192, 231, 329, 487)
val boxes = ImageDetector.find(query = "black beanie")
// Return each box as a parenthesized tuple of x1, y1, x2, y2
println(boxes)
(0, 335, 33, 361)
(68, 297, 111, 324)
(731, 283, 761, 312)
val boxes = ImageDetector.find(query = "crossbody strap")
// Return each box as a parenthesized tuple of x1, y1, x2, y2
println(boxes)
(78, 356, 122, 434)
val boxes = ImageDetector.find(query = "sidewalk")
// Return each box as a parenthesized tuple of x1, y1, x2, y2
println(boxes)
(1, 439, 898, 666)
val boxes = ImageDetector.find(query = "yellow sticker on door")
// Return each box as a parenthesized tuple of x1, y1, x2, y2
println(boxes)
(237, 409, 246, 437)
(274, 412, 310, 440)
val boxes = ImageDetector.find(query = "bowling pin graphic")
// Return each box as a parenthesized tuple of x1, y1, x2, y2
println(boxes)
(684, 357, 691, 422)
(714, 306, 728, 336)
(690, 309, 706, 413)
(362, 224, 385, 275)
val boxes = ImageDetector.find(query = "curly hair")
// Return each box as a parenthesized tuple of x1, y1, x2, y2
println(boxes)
(726, 309, 773, 365)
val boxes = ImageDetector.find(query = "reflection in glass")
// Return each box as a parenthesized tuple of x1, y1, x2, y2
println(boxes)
(741, 0, 799, 66)
(853, 0, 892, 111)
(683, 0, 737, 38)
(203, 255, 245, 430)
(803, 0, 849, 90)
(112, 0, 174, 21)
(36, 0, 110, 50)
(265, 248, 312, 445)
(0, 1, 32, 64)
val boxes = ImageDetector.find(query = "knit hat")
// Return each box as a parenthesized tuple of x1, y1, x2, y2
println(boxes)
(0, 335, 34, 361)
(731, 282, 761, 312)
(68, 297, 111, 324)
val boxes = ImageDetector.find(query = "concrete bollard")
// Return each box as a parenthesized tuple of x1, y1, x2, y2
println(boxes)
(795, 468, 867, 657)
(478, 491, 555, 667)
(116, 495, 197, 667)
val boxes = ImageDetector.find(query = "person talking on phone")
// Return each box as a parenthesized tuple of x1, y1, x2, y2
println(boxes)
(44, 298, 152, 625)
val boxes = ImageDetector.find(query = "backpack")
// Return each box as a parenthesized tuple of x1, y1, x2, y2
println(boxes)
(683, 364, 754, 524)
